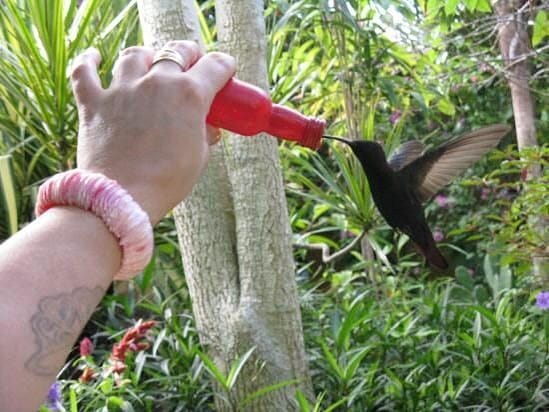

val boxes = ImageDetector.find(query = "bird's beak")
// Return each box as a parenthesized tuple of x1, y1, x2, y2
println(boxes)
(323, 135, 352, 145)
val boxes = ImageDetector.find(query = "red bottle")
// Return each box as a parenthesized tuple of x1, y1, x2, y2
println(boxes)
(206, 78, 325, 150)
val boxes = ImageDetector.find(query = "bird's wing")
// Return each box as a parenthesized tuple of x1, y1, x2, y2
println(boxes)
(400, 124, 511, 203)
(388, 140, 426, 171)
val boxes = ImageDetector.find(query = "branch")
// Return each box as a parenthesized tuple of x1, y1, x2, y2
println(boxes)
(294, 230, 366, 264)
(502, 44, 549, 70)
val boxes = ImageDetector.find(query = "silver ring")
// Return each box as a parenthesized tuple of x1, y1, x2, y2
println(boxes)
(151, 48, 186, 70)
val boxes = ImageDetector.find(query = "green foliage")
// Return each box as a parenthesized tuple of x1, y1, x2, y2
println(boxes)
(59, 286, 214, 411)
(266, 0, 453, 139)
(0, 0, 140, 240)
(283, 134, 421, 274)
(199, 347, 299, 410)
(489, 147, 548, 270)
(533, 10, 549, 47)
(301, 276, 548, 410)
(433, 145, 549, 276)
(271, 0, 466, 273)
(3, 0, 547, 410)
(0, 155, 18, 235)
(286, 145, 376, 230)
(419, 0, 548, 139)
(45, 267, 548, 411)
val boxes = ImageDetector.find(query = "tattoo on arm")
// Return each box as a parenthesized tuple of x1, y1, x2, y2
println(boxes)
(24, 286, 104, 376)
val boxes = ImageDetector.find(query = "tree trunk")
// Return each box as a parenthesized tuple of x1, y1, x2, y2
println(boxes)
(495, 1, 538, 158)
(494, 0, 547, 283)
(137, 1, 313, 410)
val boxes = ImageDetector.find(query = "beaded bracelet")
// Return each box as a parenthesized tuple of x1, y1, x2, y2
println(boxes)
(35, 169, 154, 281)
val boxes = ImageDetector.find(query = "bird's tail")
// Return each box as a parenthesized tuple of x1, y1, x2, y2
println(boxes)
(414, 240, 449, 271)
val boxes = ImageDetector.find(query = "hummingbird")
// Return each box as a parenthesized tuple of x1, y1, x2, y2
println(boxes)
(323, 124, 511, 270)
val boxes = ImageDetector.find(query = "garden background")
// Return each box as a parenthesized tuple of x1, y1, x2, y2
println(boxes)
(0, 0, 547, 411)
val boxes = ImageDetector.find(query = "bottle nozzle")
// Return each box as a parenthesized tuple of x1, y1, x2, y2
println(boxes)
(300, 118, 326, 150)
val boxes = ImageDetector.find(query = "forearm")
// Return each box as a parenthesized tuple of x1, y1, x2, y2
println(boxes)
(0, 207, 121, 411)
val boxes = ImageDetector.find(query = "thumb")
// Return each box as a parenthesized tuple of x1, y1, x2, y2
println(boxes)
(206, 126, 222, 146)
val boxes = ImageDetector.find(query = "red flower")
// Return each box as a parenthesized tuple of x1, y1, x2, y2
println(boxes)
(109, 319, 156, 363)
(79, 337, 94, 357)
(138, 320, 156, 334)
(105, 320, 156, 386)
(79, 367, 96, 383)
(109, 360, 127, 374)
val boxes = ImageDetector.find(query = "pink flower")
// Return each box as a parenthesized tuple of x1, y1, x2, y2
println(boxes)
(433, 229, 444, 242)
(480, 188, 491, 200)
(79, 337, 93, 357)
(434, 194, 451, 208)
(389, 110, 402, 125)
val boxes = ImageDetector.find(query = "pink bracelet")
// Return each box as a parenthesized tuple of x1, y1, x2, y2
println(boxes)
(35, 169, 154, 281)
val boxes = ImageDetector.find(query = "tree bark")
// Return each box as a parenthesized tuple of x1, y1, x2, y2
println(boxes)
(494, 0, 547, 283)
(495, 0, 538, 154)
(137, 1, 313, 409)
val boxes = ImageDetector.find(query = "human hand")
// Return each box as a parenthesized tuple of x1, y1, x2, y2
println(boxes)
(72, 41, 235, 224)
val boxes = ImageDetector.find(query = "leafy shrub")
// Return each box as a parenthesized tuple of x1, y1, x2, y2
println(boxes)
(301, 275, 548, 411)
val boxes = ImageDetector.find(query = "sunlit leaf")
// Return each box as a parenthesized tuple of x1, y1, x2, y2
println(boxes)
(532, 10, 549, 47)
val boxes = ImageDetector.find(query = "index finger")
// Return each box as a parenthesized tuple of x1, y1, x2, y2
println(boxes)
(187, 52, 236, 106)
